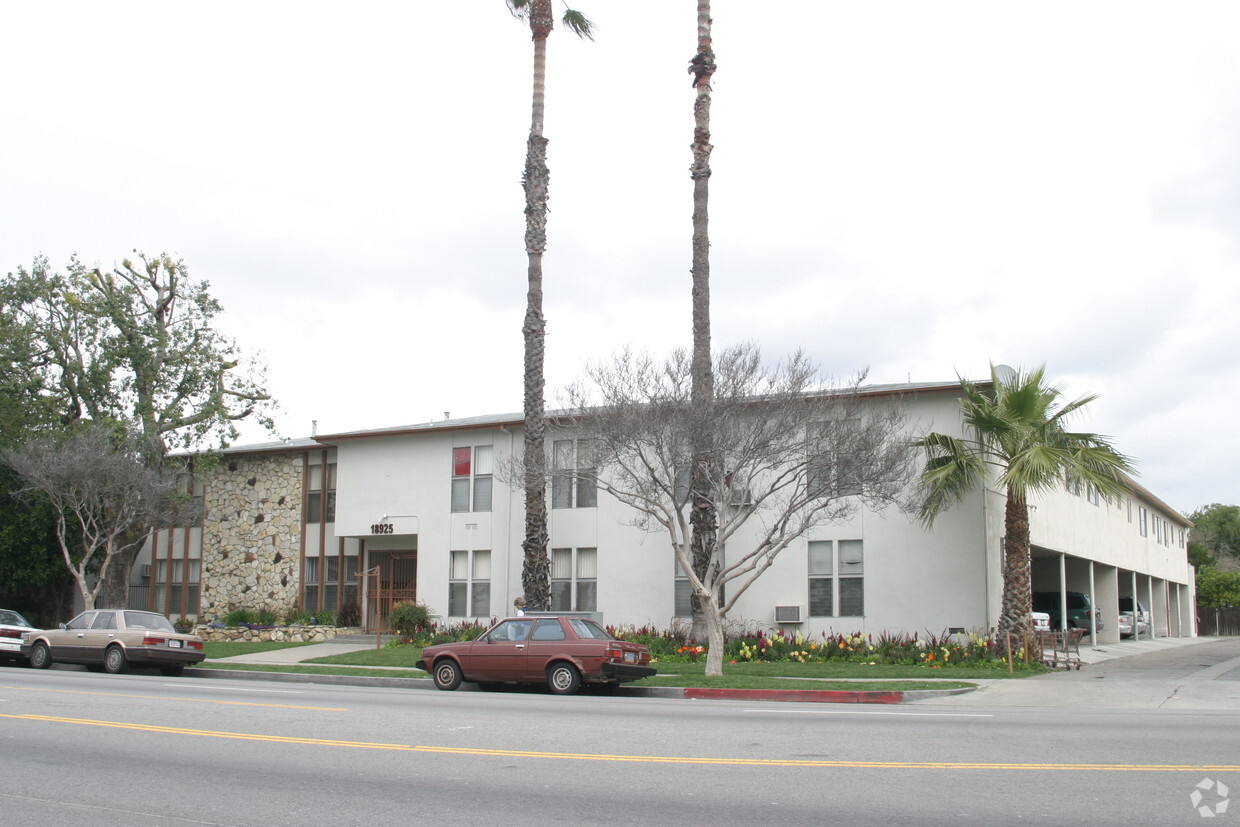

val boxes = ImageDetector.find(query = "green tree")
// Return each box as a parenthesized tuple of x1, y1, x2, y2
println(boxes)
(1196, 565, 1240, 608)
(1186, 503, 1240, 565)
(917, 364, 1135, 641)
(687, 0, 719, 636)
(507, 0, 593, 610)
(2, 252, 274, 606)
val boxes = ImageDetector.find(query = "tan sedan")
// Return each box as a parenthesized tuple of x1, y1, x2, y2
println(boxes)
(23, 609, 205, 676)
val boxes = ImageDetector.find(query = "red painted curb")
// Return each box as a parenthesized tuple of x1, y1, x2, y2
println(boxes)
(682, 688, 905, 704)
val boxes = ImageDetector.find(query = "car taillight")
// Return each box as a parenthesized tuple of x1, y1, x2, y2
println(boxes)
(142, 636, 165, 646)
(0, 628, 23, 639)
(188, 640, 203, 650)
(605, 646, 623, 660)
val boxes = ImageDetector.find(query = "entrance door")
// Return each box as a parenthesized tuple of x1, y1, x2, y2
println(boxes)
(366, 551, 417, 632)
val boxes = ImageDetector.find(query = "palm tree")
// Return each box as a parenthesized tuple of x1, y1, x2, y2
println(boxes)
(918, 364, 1135, 641)
(507, 0, 593, 610)
(687, 0, 718, 633)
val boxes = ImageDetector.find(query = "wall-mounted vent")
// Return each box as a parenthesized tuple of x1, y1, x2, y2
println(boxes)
(774, 605, 802, 623)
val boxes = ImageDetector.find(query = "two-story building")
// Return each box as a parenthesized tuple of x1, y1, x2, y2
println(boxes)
(131, 379, 1197, 642)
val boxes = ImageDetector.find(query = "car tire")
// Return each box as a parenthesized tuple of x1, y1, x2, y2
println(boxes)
(432, 659, 462, 691)
(160, 665, 185, 677)
(103, 645, 128, 674)
(547, 662, 582, 695)
(29, 641, 52, 670)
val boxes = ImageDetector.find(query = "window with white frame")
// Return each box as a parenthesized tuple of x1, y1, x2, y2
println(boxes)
(808, 540, 864, 617)
(307, 463, 336, 522)
(1086, 483, 1100, 506)
(448, 549, 490, 616)
(673, 551, 725, 617)
(1127, 499, 1133, 523)
(551, 440, 597, 509)
(451, 446, 493, 513)
(806, 422, 862, 498)
(550, 547, 596, 611)
(1139, 506, 1148, 537)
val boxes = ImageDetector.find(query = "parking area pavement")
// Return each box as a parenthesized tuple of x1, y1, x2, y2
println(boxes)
(917, 636, 1240, 710)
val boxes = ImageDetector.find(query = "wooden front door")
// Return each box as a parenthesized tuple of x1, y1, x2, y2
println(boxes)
(366, 551, 418, 632)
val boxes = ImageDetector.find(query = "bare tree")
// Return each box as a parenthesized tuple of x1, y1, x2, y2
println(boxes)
(4, 426, 187, 611)
(559, 344, 919, 676)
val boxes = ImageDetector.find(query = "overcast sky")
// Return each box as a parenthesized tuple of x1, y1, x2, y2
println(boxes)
(3, 2, 1237, 516)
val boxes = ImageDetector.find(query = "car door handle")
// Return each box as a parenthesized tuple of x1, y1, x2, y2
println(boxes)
(77, 633, 85, 638)
(516, 645, 525, 649)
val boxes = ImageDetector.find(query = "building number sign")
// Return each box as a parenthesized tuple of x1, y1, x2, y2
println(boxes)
(370, 523, 394, 535)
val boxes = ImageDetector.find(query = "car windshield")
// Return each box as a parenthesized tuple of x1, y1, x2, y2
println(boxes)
(1118, 597, 1133, 611)
(124, 611, 176, 632)
(0, 610, 30, 627)
(567, 618, 611, 640)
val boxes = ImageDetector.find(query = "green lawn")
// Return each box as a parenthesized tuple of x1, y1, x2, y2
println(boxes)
(202, 640, 317, 660)
(196, 641, 1043, 689)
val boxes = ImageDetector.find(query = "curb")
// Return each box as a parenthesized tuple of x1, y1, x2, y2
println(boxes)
(185, 667, 977, 703)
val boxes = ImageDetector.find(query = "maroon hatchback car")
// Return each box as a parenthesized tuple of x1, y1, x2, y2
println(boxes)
(416, 615, 655, 695)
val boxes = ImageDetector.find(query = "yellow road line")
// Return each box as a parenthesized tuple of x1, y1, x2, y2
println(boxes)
(5, 713, 1239, 772)
(1, 685, 346, 711)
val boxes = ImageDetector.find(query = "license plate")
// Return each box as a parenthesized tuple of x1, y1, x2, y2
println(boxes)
(168, 639, 182, 648)
(624, 651, 636, 663)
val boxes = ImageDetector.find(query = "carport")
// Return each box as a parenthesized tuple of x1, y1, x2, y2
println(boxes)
(1030, 547, 1195, 643)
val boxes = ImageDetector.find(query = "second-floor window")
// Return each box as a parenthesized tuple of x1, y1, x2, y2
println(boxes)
(308, 463, 336, 523)
(552, 439, 597, 509)
(451, 446, 493, 513)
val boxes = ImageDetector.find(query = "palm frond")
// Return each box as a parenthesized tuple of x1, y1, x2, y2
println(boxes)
(561, 8, 595, 39)
(916, 432, 986, 527)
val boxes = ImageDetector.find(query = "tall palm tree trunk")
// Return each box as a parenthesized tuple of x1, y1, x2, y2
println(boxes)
(520, 1, 553, 610)
(1000, 489, 1033, 642)
(688, 0, 718, 636)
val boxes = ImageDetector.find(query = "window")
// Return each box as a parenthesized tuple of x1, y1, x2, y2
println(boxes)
(550, 547, 596, 611)
(806, 421, 861, 498)
(307, 463, 337, 523)
(1064, 472, 1083, 497)
(808, 540, 864, 617)
(552, 440, 597, 509)
(448, 549, 490, 616)
(304, 554, 359, 612)
(1127, 499, 1133, 523)
(1086, 483, 1100, 506)
(673, 551, 725, 617)
(1139, 506, 1148, 537)
(154, 558, 201, 618)
(451, 446, 493, 513)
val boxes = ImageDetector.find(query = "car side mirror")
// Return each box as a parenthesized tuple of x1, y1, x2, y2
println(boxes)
(59, 623, 67, 630)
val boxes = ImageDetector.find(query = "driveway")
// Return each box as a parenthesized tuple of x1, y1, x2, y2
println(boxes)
(918, 635, 1240, 710)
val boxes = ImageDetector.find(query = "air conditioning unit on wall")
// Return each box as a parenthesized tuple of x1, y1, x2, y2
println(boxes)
(140, 564, 151, 578)
(774, 605, 803, 624)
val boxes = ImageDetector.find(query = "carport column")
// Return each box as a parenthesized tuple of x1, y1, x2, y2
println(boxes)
(1131, 571, 1140, 640)
(1058, 554, 1068, 631)
(1088, 562, 1097, 645)
(1148, 574, 1157, 639)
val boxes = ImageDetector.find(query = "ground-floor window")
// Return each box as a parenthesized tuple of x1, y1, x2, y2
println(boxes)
(808, 539, 864, 617)
(154, 558, 201, 620)
(673, 551, 724, 617)
(550, 547, 596, 612)
(449, 549, 490, 617)
(304, 555, 360, 614)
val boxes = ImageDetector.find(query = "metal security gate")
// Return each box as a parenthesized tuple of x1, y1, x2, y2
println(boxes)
(362, 551, 417, 632)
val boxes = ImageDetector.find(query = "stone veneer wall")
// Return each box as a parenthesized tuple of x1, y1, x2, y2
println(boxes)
(198, 453, 303, 620)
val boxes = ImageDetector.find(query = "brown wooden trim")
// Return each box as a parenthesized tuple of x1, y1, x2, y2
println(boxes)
(298, 453, 309, 610)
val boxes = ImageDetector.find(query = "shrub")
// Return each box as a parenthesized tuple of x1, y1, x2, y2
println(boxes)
(283, 608, 315, 626)
(311, 608, 336, 627)
(254, 609, 279, 627)
(173, 617, 195, 633)
(223, 608, 256, 627)
(337, 603, 361, 627)
(388, 602, 433, 638)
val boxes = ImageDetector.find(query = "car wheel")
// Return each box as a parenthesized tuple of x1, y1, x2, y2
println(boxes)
(546, 662, 581, 695)
(29, 642, 52, 669)
(103, 645, 128, 674)
(432, 659, 462, 691)
(159, 665, 185, 677)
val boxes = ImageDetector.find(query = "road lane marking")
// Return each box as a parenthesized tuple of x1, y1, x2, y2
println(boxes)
(1, 685, 345, 711)
(5, 713, 1239, 772)
(743, 708, 993, 717)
